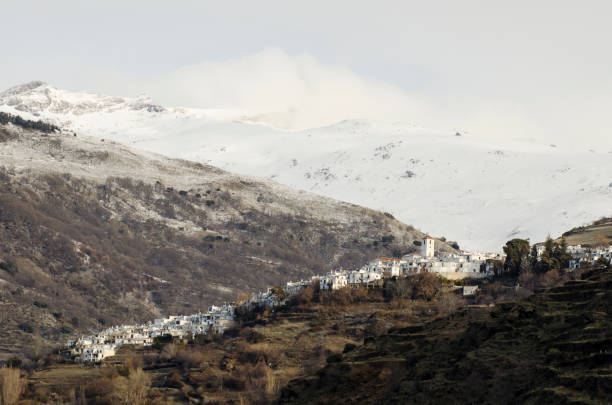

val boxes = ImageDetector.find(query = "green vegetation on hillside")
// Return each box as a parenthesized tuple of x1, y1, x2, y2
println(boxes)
(503, 236, 573, 277)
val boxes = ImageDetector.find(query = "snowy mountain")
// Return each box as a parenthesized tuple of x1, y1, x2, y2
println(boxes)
(2, 81, 611, 251)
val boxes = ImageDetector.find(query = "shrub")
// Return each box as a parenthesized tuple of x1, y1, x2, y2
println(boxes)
(596, 257, 611, 268)
(381, 235, 395, 244)
(112, 368, 151, 405)
(364, 318, 387, 338)
(152, 334, 173, 350)
(175, 349, 206, 369)
(389, 273, 442, 301)
(160, 344, 177, 361)
(436, 292, 466, 316)
(343, 343, 357, 353)
(232, 360, 278, 398)
(0, 259, 18, 276)
(32, 301, 48, 308)
(18, 323, 33, 333)
(236, 343, 284, 367)
(240, 327, 265, 344)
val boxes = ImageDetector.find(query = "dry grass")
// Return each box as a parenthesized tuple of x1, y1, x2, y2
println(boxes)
(113, 367, 151, 405)
(560, 217, 612, 246)
(21, 283, 481, 403)
(0, 367, 23, 405)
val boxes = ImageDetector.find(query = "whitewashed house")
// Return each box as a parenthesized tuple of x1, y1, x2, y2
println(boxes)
(463, 286, 479, 296)
(82, 344, 116, 362)
(366, 258, 405, 277)
(319, 271, 348, 290)
(347, 268, 382, 285)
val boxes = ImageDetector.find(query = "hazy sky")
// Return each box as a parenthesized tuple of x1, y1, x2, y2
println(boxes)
(3, 1, 612, 147)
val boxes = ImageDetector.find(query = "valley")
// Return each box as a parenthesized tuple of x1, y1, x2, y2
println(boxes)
(0, 99, 609, 405)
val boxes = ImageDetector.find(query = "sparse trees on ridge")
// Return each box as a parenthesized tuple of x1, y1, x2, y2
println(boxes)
(0, 112, 59, 133)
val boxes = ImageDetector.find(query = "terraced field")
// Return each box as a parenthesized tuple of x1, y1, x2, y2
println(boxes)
(279, 268, 612, 404)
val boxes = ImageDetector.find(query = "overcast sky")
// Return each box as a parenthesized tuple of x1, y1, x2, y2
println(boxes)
(3, 1, 612, 147)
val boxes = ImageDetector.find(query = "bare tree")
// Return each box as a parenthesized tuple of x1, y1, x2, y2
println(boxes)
(0, 367, 23, 405)
(160, 343, 177, 361)
(113, 368, 151, 405)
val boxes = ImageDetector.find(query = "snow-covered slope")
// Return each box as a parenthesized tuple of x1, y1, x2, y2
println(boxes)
(2, 81, 611, 251)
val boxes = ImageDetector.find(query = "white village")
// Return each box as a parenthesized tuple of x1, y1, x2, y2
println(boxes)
(68, 236, 610, 362)
(563, 245, 611, 270)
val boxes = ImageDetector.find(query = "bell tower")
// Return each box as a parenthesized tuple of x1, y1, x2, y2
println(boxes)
(421, 236, 435, 258)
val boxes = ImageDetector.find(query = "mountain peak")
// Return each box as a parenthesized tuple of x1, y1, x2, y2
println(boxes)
(0, 81, 165, 117)
(0, 80, 48, 97)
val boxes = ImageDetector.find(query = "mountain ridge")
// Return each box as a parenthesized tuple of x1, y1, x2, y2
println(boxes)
(2, 82, 610, 252)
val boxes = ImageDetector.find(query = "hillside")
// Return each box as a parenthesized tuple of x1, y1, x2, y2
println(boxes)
(19, 257, 609, 404)
(279, 268, 612, 404)
(2, 82, 612, 251)
(22, 274, 484, 404)
(0, 121, 448, 361)
(560, 217, 612, 247)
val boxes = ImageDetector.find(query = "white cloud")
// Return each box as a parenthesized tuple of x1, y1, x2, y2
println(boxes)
(2, 0, 612, 149)
(135, 48, 608, 150)
(139, 48, 427, 130)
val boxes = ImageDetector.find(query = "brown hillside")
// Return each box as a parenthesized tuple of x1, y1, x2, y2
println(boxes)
(279, 267, 612, 405)
(560, 217, 612, 247)
(0, 123, 451, 361)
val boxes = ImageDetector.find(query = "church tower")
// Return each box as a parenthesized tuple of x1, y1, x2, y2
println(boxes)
(421, 235, 435, 258)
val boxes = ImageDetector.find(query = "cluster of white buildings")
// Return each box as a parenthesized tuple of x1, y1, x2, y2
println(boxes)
(315, 236, 504, 288)
(68, 304, 234, 362)
(563, 244, 612, 270)
(403, 236, 505, 279)
(71, 236, 503, 362)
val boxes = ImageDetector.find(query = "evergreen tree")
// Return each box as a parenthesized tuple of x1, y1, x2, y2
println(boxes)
(503, 238, 530, 276)
(529, 244, 539, 270)
(0, 112, 58, 133)
(534, 236, 572, 273)
(554, 238, 572, 269)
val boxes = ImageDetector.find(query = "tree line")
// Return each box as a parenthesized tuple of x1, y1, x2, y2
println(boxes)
(502, 237, 580, 277)
(0, 112, 59, 133)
